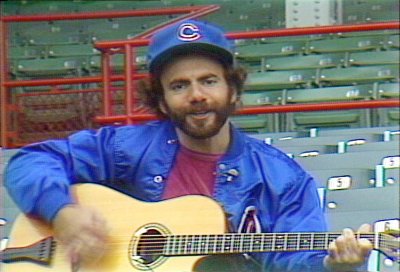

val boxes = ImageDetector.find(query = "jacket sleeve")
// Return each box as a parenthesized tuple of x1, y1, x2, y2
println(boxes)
(4, 127, 117, 222)
(261, 170, 329, 271)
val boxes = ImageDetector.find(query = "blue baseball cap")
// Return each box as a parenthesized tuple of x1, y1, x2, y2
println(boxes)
(148, 19, 234, 74)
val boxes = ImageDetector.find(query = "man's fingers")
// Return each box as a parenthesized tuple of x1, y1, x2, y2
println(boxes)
(358, 223, 372, 233)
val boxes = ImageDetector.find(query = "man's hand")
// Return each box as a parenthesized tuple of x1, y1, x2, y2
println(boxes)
(52, 205, 109, 266)
(324, 224, 373, 271)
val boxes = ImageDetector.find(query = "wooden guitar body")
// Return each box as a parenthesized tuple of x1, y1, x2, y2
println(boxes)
(2, 184, 226, 272)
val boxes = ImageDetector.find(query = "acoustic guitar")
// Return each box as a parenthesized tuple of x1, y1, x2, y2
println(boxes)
(1, 184, 399, 271)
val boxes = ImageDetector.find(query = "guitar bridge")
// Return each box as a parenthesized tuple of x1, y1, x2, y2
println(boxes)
(1, 237, 56, 265)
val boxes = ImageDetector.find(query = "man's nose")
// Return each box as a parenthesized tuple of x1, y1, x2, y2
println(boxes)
(189, 83, 207, 102)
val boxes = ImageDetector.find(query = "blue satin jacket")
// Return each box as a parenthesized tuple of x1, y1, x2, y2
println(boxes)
(5, 120, 328, 271)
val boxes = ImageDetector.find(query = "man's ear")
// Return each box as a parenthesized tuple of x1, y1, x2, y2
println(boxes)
(159, 100, 167, 115)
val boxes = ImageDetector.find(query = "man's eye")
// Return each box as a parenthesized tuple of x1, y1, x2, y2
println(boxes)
(204, 78, 218, 86)
(171, 83, 186, 91)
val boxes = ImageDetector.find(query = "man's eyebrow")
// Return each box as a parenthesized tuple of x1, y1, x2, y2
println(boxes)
(168, 73, 219, 84)
(198, 73, 220, 81)
(168, 78, 189, 85)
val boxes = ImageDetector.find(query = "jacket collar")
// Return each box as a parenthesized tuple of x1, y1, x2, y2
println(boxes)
(161, 120, 245, 162)
(221, 123, 245, 162)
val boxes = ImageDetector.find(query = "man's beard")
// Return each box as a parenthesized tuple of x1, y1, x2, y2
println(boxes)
(164, 98, 236, 139)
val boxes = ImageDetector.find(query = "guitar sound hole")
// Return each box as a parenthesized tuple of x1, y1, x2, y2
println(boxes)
(136, 228, 167, 265)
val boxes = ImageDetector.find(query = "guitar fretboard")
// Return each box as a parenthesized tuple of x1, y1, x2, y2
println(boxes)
(155, 232, 378, 256)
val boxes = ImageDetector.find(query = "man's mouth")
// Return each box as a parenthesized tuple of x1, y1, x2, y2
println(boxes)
(188, 111, 213, 120)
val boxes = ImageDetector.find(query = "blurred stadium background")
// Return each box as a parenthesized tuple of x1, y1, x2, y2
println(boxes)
(0, 1, 399, 271)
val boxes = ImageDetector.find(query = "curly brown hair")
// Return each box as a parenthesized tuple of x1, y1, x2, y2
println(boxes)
(138, 53, 247, 118)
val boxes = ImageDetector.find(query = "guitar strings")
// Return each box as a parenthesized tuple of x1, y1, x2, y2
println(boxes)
(12, 233, 394, 258)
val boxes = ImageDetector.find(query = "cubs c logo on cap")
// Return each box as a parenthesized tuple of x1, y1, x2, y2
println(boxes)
(178, 23, 201, 41)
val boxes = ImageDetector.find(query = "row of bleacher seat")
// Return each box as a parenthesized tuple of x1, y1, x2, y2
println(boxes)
(236, 33, 399, 59)
(232, 81, 399, 132)
(249, 126, 399, 229)
(8, 32, 399, 70)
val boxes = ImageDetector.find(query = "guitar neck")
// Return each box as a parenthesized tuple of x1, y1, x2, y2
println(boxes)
(163, 232, 378, 256)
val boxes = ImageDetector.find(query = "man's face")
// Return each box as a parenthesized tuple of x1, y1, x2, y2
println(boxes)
(159, 55, 236, 139)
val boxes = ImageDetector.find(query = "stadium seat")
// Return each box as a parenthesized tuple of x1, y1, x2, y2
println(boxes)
(284, 85, 373, 131)
(296, 150, 399, 171)
(264, 53, 344, 71)
(318, 65, 399, 86)
(348, 50, 400, 66)
(9, 45, 44, 60)
(271, 133, 381, 149)
(241, 90, 283, 106)
(385, 34, 400, 49)
(285, 84, 373, 103)
(235, 41, 305, 61)
(376, 82, 400, 126)
(324, 185, 399, 231)
(245, 70, 315, 91)
(230, 114, 277, 133)
(249, 131, 303, 144)
(47, 44, 100, 58)
(239, 89, 283, 132)
(275, 144, 338, 159)
(14, 57, 83, 77)
(307, 36, 383, 54)
(315, 125, 399, 139)
(309, 168, 376, 189)
(89, 20, 142, 41)
(0, 186, 20, 240)
(342, 0, 399, 24)
(27, 29, 89, 46)
(89, 47, 147, 74)
(377, 82, 400, 98)
(1, 148, 22, 252)
(344, 140, 399, 153)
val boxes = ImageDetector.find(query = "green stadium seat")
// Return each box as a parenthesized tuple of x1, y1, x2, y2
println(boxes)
(14, 58, 83, 77)
(47, 44, 100, 58)
(287, 110, 370, 131)
(385, 34, 400, 49)
(265, 53, 344, 71)
(24, 25, 89, 46)
(88, 49, 147, 74)
(241, 90, 283, 106)
(318, 65, 399, 86)
(245, 70, 315, 91)
(377, 82, 399, 99)
(348, 50, 399, 66)
(230, 114, 277, 133)
(307, 36, 383, 54)
(235, 41, 305, 61)
(9, 45, 44, 60)
(238, 90, 283, 133)
(284, 85, 373, 131)
(285, 84, 373, 103)
(342, 0, 399, 24)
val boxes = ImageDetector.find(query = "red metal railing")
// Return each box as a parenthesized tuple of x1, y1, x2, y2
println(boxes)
(1, 5, 399, 147)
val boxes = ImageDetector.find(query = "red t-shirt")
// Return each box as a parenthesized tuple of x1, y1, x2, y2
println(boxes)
(162, 145, 223, 200)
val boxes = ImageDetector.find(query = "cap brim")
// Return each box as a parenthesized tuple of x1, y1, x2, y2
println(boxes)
(149, 43, 233, 74)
